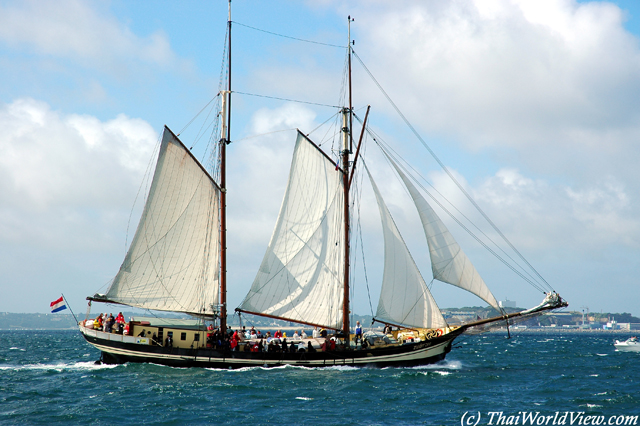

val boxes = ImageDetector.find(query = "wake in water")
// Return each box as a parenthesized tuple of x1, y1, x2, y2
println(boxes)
(0, 361, 120, 372)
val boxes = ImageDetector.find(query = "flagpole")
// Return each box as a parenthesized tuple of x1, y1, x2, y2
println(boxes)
(61, 293, 79, 325)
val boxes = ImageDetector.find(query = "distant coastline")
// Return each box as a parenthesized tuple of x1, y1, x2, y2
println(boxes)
(1, 312, 638, 334)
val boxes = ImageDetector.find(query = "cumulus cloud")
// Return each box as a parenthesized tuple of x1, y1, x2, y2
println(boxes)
(355, 1, 640, 139)
(0, 0, 181, 78)
(421, 164, 639, 256)
(0, 98, 157, 250)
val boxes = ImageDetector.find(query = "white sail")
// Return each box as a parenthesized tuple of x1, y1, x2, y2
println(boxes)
(239, 132, 345, 329)
(367, 167, 447, 329)
(386, 155, 500, 311)
(103, 127, 221, 316)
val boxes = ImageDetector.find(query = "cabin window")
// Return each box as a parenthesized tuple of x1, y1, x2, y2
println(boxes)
(181, 332, 187, 341)
(194, 333, 200, 341)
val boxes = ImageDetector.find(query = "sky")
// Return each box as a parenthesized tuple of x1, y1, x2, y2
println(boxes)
(1, 0, 640, 318)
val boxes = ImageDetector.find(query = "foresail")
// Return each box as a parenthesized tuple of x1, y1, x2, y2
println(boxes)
(238, 132, 345, 329)
(386, 155, 500, 311)
(367, 167, 447, 330)
(103, 127, 221, 316)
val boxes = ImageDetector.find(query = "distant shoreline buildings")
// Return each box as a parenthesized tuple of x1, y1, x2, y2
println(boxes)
(1, 309, 639, 332)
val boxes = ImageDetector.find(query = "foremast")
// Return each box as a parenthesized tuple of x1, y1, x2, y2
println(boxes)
(219, 0, 232, 334)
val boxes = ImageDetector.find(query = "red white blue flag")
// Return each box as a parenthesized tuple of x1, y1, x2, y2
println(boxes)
(50, 296, 67, 313)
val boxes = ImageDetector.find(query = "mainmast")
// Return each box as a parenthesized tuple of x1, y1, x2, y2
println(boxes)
(220, 0, 232, 333)
(342, 16, 354, 339)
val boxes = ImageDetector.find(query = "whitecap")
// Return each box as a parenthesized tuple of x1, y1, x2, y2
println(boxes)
(407, 360, 463, 371)
(295, 397, 313, 401)
(596, 353, 608, 357)
(9, 347, 25, 351)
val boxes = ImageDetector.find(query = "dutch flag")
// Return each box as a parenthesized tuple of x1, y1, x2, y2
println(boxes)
(50, 296, 67, 313)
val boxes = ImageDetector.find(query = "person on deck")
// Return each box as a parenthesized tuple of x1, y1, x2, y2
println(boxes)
(355, 321, 363, 344)
(104, 314, 114, 333)
(307, 341, 316, 352)
(230, 331, 239, 351)
(115, 312, 125, 334)
(94, 314, 103, 331)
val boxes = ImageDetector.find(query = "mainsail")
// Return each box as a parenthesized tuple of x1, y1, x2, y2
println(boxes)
(366, 166, 448, 330)
(385, 154, 500, 311)
(238, 132, 345, 330)
(101, 127, 221, 316)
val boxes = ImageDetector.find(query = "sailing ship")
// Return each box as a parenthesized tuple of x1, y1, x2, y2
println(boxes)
(79, 6, 567, 368)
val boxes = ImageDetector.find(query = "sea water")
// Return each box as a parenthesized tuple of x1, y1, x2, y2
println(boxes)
(0, 330, 638, 425)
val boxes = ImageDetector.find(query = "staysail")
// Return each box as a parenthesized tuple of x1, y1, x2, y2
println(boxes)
(385, 154, 500, 311)
(366, 166, 447, 329)
(100, 127, 221, 316)
(238, 131, 345, 330)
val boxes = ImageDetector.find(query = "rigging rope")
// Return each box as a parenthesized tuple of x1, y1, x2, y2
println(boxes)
(351, 50, 554, 293)
(379, 142, 549, 294)
(177, 93, 220, 137)
(233, 90, 340, 109)
(233, 21, 345, 49)
(353, 112, 549, 293)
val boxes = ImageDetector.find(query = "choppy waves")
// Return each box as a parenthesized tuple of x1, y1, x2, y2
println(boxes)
(1, 330, 639, 425)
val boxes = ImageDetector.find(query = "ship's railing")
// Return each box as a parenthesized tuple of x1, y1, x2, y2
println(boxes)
(79, 323, 146, 345)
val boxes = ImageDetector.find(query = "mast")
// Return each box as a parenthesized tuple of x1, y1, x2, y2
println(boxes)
(220, 0, 232, 333)
(342, 16, 354, 339)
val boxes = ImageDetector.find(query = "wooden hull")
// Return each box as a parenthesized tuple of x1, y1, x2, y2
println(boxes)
(79, 325, 462, 368)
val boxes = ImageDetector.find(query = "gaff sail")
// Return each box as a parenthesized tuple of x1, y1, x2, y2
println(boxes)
(238, 132, 346, 330)
(101, 127, 221, 316)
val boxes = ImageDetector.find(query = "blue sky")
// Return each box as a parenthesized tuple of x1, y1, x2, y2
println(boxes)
(2, 0, 640, 318)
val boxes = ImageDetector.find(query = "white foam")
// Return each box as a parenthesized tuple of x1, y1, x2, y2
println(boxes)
(0, 361, 119, 372)
(410, 360, 463, 370)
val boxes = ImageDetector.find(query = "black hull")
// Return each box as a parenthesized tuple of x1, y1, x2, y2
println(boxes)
(81, 328, 462, 369)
